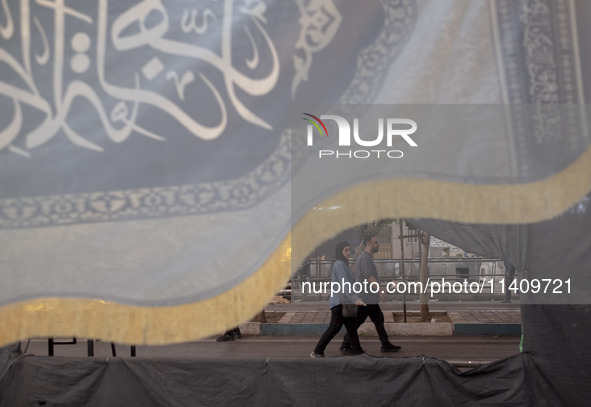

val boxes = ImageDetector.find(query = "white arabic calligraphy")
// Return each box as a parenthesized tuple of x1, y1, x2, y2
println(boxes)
(166, 71, 195, 101)
(0, 0, 280, 156)
(0, 0, 14, 39)
(181, 8, 217, 35)
(33, 17, 50, 66)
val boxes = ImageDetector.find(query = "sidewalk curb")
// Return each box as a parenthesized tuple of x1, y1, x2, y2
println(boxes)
(453, 323, 521, 336)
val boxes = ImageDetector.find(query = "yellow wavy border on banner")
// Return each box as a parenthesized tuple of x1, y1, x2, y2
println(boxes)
(0, 236, 292, 347)
(0, 146, 590, 347)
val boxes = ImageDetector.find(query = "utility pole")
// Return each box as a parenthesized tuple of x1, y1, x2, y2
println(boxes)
(399, 222, 407, 322)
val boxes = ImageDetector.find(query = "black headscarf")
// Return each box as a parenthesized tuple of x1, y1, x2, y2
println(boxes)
(335, 241, 351, 264)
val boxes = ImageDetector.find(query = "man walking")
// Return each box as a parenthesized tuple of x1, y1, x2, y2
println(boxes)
(340, 234, 401, 353)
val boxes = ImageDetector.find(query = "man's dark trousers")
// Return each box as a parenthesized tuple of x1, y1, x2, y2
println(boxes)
(341, 303, 389, 348)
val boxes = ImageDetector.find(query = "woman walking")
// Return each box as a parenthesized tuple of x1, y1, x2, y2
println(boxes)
(310, 241, 366, 358)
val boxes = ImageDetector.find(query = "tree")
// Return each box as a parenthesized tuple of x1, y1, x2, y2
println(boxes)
(353, 219, 396, 259)
(405, 221, 431, 322)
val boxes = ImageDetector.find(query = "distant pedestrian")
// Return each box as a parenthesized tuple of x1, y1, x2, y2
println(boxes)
(216, 327, 242, 342)
(310, 241, 366, 358)
(297, 255, 311, 286)
(340, 234, 401, 353)
(502, 261, 516, 303)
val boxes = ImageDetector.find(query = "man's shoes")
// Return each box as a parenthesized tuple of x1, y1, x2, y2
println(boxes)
(310, 351, 325, 358)
(340, 347, 364, 355)
(215, 334, 235, 342)
(233, 328, 242, 339)
(380, 343, 401, 352)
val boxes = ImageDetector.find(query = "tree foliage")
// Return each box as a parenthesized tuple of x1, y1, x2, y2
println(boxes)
(353, 218, 397, 259)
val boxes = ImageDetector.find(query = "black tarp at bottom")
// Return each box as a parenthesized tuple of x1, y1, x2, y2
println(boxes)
(0, 349, 583, 406)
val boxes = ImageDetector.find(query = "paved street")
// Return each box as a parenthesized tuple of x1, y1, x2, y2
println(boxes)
(21, 335, 520, 368)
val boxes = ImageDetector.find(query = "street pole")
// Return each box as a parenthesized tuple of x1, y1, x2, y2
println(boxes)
(399, 222, 407, 323)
